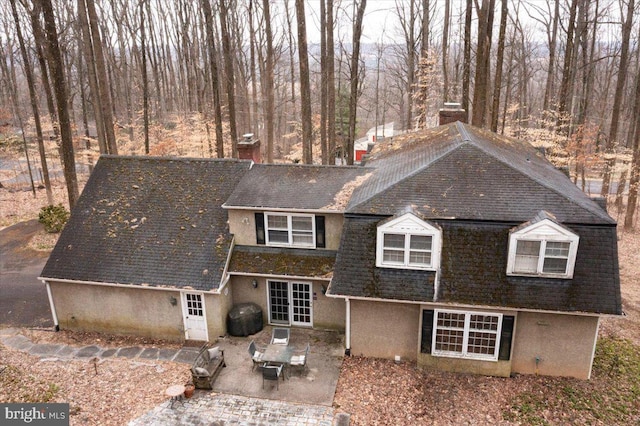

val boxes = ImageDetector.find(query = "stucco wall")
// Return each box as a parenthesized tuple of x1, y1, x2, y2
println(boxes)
(49, 281, 186, 341)
(511, 311, 599, 379)
(230, 276, 345, 330)
(205, 285, 233, 339)
(227, 210, 344, 249)
(349, 299, 420, 361)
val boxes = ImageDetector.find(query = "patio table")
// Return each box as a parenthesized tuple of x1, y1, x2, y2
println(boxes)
(261, 344, 294, 378)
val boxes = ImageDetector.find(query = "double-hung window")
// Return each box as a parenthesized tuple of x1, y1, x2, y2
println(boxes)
(376, 213, 441, 271)
(265, 213, 315, 248)
(382, 233, 433, 267)
(507, 214, 579, 278)
(432, 310, 503, 361)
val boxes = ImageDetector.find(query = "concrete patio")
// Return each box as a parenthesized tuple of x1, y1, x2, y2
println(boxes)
(208, 326, 345, 406)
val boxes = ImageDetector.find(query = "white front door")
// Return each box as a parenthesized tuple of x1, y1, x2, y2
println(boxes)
(181, 292, 208, 341)
(268, 281, 313, 327)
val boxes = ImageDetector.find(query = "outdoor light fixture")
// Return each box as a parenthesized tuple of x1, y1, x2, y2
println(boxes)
(321, 284, 327, 295)
(169, 296, 177, 306)
(252, 279, 258, 289)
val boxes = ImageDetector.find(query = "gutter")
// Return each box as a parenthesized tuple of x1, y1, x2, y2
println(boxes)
(325, 290, 612, 317)
(38, 277, 215, 294)
(345, 298, 351, 356)
(228, 271, 333, 282)
(221, 205, 344, 215)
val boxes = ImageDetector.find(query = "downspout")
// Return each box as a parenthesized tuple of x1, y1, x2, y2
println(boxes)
(44, 281, 60, 331)
(345, 298, 351, 356)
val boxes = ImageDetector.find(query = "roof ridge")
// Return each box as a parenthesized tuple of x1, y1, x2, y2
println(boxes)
(100, 154, 251, 164)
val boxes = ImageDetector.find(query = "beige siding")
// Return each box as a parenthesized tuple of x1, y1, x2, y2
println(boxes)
(49, 281, 186, 341)
(230, 276, 345, 330)
(511, 312, 598, 379)
(227, 210, 344, 250)
(350, 299, 420, 361)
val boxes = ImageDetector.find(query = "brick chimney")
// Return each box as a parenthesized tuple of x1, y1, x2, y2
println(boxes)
(438, 102, 467, 125)
(237, 133, 261, 163)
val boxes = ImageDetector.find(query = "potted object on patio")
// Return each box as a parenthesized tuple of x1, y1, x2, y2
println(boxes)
(184, 381, 195, 398)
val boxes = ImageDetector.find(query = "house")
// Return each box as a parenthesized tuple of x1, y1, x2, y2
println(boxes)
(329, 122, 621, 379)
(354, 122, 396, 163)
(40, 122, 621, 379)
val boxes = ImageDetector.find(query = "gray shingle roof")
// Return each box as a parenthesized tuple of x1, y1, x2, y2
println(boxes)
(437, 221, 621, 315)
(224, 164, 372, 211)
(349, 123, 613, 224)
(329, 216, 436, 302)
(41, 155, 250, 291)
(228, 245, 336, 278)
(330, 217, 621, 315)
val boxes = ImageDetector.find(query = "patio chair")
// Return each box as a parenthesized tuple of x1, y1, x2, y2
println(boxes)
(270, 327, 290, 345)
(247, 340, 265, 370)
(289, 343, 310, 376)
(262, 362, 283, 390)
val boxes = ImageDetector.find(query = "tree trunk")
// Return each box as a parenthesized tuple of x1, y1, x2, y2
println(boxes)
(624, 53, 640, 229)
(327, 0, 336, 163)
(84, 0, 118, 155)
(219, 0, 239, 157)
(262, 0, 275, 163)
(141, 0, 150, 154)
(556, 0, 578, 134)
(543, 0, 560, 113)
(201, 0, 224, 158)
(38, 0, 79, 208)
(490, 0, 508, 132)
(442, 0, 450, 102)
(347, 0, 367, 165)
(295, 0, 313, 164)
(471, 0, 495, 127)
(320, 0, 328, 164)
(10, 0, 53, 204)
(461, 0, 472, 122)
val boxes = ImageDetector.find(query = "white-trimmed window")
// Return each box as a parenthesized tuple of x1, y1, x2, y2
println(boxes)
(507, 217, 579, 278)
(265, 213, 315, 248)
(432, 309, 503, 361)
(376, 213, 441, 270)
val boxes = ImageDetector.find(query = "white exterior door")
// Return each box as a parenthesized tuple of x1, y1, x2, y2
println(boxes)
(291, 282, 313, 327)
(268, 281, 313, 327)
(181, 292, 208, 341)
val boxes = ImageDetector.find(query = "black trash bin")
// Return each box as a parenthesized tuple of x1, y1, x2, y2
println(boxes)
(227, 302, 263, 336)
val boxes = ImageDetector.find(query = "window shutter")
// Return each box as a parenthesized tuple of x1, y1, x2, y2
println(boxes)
(255, 212, 265, 245)
(315, 216, 325, 248)
(421, 310, 435, 353)
(498, 315, 515, 360)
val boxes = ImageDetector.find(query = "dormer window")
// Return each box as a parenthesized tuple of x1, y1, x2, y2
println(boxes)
(376, 213, 441, 270)
(507, 213, 579, 278)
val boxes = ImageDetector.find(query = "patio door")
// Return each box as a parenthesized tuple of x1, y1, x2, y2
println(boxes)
(181, 292, 208, 341)
(268, 281, 313, 327)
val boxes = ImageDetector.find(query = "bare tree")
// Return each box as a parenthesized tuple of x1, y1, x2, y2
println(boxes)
(10, 0, 53, 204)
(38, 0, 79, 208)
(347, 0, 367, 165)
(219, 0, 238, 156)
(262, 0, 275, 163)
(471, 0, 496, 127)
(490, 0, 508, 132)
(601, 0, 635, 199)
(295, 0, 312, 164)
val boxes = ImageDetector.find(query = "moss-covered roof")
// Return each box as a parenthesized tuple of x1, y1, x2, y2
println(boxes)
(41, 155, 251, 291)
(228, 245, 336, 279)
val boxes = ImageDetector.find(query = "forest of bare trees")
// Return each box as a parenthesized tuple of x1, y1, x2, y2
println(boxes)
(0, 0, 639, 228)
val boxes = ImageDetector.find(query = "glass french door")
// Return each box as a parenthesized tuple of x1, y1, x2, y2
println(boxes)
(268, 281, 312, 327)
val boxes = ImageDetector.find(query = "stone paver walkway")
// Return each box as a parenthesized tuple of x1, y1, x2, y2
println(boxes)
(129, 394, 335, 426)
(0, 328, 346, 425)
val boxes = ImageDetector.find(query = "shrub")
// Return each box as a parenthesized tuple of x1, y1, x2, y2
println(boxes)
(38, 204, 70, 233)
